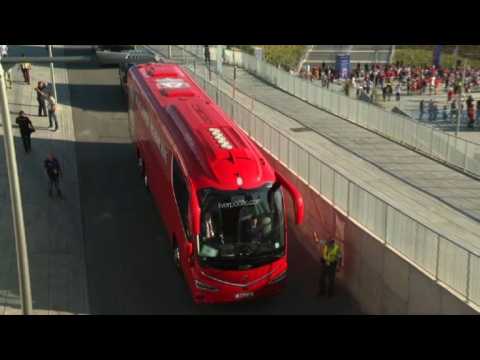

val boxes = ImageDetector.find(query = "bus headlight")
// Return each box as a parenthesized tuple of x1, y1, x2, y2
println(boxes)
(194, 280, 219, 292)
(269, 271, 287, 285)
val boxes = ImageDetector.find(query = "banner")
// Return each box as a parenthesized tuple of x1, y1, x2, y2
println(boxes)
(335, 54, 351, 79)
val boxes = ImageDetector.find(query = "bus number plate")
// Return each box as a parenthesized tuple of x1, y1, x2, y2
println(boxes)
(235, 292, 254, 300)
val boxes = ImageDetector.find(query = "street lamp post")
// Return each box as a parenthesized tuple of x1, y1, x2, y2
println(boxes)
(0, 63, 33, 315)
(48, 45, 57, 99)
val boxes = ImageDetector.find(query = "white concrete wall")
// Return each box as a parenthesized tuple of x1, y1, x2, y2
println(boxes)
(261, 145, 478, 315)
(344, 228, 478, 315)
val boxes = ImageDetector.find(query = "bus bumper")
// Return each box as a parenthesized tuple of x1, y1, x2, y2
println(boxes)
(192, 275, 287, 305)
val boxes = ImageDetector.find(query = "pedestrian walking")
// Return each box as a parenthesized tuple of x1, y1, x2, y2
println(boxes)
(443, 105, 448, 121)
(204, 45, 211, 67)
(466, 95, 474, 109)
(395, 84, 401, 101)
(448, 87, 453, 102)
(428, 99, 434, 121)
(419, 99, 425, 120)
(387, 84, 393, 101)
(34, 81, 48, 117)
(344, 80, 350, 97)
(476, 100, 480, 122)
(46, 92, 58, 131)
(15, 111, 35, 153)
(432, 102, 438, 121)
(317, 237, 342, 297)
(0, 44, 7, 57)
(451, 101, 458, 122)
(0, 44, 12, 89)
(468, 105, 475, 128)
(20, 54, 32, 85)
(44, 153, 63, 198)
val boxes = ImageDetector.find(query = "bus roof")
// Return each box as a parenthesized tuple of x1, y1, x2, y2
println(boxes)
(130, 63, 276, 191)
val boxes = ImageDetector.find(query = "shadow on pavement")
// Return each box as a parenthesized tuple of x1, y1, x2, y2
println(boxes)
(0, 134, 360, 315)
(57, 82, 127, 113)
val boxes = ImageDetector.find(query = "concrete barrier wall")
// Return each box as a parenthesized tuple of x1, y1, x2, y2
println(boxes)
(260, 147, 478, 315)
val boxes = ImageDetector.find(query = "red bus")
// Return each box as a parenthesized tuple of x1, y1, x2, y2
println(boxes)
(127, 63, 304, 304)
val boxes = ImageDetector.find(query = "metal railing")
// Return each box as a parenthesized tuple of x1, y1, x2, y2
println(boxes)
(172, 47, 480, 310)
(181, 45, 480, 180)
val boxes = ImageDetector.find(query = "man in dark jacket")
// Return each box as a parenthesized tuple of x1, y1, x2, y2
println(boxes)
(34, 81, 48, 117)
(15, 111, 35, 153)
(204, 45, 211, 66)
(44, 153, 63, 198)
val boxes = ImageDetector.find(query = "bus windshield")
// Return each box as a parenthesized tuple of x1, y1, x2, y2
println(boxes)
(198, 184, 285, 270)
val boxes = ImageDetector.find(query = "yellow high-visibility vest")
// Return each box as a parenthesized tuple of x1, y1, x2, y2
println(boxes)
(323, 243, 341, 266)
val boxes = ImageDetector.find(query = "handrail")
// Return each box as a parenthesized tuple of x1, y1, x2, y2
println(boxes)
(147, 45, 480, 310)
(144, 44, 480, 311)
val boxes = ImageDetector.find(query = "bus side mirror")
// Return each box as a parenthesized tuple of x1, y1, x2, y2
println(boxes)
(186, 242, 193, 257)
(276, 171, 304, 225)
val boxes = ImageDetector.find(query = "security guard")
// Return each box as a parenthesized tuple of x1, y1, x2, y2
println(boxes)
(318, 238, 342, 297)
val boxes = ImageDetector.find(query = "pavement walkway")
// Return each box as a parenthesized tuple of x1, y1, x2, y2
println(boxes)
(0, 45, 89, 315)
(149, 45, 480, 258)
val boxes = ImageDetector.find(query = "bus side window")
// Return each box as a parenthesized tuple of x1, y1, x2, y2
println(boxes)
(172, 158, 191, 240)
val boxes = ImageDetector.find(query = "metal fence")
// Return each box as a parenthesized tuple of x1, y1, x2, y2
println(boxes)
(180, 45, 480, 180)
(178, 56, 480, 310)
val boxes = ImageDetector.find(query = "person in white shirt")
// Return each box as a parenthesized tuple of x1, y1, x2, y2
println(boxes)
(47, 93, 58, 131)
(0, 45, 12, 89)
(0, 44, 7, 57)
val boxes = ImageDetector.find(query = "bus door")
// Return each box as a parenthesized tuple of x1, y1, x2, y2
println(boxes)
(172, 157, 195, 278)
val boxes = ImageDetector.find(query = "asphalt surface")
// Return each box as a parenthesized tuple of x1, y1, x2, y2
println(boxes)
(64, 46, 361, 314)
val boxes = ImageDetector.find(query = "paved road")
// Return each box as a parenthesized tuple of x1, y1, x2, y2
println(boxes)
(64, 46, 360, 314)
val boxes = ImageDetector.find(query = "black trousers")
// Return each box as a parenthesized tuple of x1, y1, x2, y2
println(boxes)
(37, 98, 47, 116)
(21, 132, 31, 153)
(318, 262, 337, 297)
(21, 68, 30, 84)
(48, 176, 62, 196)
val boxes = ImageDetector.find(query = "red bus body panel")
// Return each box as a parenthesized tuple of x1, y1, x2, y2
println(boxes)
(127, 63, 296, 304)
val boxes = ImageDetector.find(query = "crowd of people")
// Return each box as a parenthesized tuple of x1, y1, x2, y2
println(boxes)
(420, 96, 480, 128)
(297, 60, 480, 128)
(301, 61, 480, 95)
